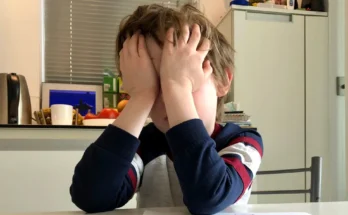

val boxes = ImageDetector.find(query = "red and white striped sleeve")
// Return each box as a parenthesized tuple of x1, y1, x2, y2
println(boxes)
(218, 132, 263, 200)
(127, 153, 144, 192)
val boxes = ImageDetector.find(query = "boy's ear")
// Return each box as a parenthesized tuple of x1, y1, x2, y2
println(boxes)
(217, 67, 233, 97)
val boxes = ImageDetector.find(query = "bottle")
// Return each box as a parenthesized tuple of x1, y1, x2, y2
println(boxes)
(287, 0, 295, 10)
(104, 97, 110, 108)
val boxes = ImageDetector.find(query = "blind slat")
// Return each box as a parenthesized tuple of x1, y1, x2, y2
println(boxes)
(46, 65, 114, 71)
(44, 0, 193, 85)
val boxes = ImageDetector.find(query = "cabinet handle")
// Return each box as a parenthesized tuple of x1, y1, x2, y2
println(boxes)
(245, 11, 293, 23)
(336, 77, 345, 96)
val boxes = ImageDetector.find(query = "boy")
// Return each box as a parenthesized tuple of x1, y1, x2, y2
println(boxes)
(70, 4, 263, 215)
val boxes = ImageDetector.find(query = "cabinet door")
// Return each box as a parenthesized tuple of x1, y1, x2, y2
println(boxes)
(233, 10, 305, 203)
(305, 16, 329, 202)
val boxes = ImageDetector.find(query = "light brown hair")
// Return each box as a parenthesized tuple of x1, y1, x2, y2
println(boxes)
(116, 4, 234, 121)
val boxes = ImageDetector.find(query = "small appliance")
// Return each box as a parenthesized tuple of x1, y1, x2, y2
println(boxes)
(0, 73, 32, 124)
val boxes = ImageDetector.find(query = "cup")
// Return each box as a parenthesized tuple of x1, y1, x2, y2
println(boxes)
(51, 104, 73, 125)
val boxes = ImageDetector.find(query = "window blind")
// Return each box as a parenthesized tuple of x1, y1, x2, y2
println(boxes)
(44, 0, 194, 85)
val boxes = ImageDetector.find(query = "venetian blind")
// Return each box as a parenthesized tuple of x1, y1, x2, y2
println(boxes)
(44, 0, 194, 85)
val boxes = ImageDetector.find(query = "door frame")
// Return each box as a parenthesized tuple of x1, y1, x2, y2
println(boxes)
(328, 0, 347, 201)
(345, 0, 348, 201)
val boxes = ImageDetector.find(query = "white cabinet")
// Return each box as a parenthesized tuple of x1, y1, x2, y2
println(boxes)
(305, 16, 330, 201)
(233, 10, 306, 204)
(218, 8, 329, 203)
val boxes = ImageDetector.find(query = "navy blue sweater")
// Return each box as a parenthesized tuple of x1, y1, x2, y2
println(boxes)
(70, 119, 263, 214)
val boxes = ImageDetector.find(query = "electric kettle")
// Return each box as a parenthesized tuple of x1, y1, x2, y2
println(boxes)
(0, 73, 32, 124)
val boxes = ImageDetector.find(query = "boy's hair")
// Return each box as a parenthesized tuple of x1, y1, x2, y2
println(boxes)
(115, 4, 234, 121)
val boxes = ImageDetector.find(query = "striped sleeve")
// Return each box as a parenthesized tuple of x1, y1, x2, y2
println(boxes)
(218, 132, 263, 201)
(70, 124, 143, 213)
(127, 153, 144, 192)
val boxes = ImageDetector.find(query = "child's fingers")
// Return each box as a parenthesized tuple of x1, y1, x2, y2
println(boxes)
(123, 37, 130, 56)
(119, 49, 125, 73)
(164, 27, 175, 52)
(198, 37, 210, 51)
(129, 32, 139, 56)
(188, 24, 201, 49)
(138, 34, 149, 58)
(198, 38, 210, 59)
(179, 24, 190, 45)
(203, 59, 213, 78)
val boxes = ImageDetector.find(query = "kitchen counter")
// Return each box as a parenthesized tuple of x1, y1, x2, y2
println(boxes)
(0, 124, 256, 151)
(0, 125, 103, 151)
(0, 124, 106, 129)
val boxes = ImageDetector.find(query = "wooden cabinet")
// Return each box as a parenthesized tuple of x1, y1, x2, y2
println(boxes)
(218, 8, 329, 203)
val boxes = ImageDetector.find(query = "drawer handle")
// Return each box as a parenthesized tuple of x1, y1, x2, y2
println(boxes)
(246, 11, 293, 23)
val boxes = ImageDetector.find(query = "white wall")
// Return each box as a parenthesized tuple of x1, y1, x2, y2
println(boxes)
(328, 0, 347, 201)
(0, 0, 41, 113)
(199, 0, 231, 26)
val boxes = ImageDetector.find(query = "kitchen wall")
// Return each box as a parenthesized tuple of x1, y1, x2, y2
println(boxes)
(0, 0, 41, 113)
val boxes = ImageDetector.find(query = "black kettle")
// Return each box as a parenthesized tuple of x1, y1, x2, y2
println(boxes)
(0, 73, 32, 124)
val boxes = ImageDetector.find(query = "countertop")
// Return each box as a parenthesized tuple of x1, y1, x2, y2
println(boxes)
(2, 202, 348, 215)
(0, 124, 103, 151)
(0, 123, 256, 151)
(0, 124, 106, 129)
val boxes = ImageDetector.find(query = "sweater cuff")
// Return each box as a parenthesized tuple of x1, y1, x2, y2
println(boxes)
(166, 119, 211, 155)
(95, 124, 140, 161)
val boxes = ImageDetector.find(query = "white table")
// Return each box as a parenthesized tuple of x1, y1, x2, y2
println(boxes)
(3, 202, 348, 215)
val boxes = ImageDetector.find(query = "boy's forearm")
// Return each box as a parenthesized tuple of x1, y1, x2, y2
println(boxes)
(165, 120, 244, 214)
(113, 94, 155, 137)
(162, 84, 199, 128)
(71, 125, 142, 213)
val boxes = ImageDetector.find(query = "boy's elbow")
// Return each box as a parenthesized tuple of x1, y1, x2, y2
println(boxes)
(187, 206, 223, 215)
(72, 198, 104, 214)
(184, 196, 230, 215)
(71, 195, 106, 213)
(70, 185, 120, 213)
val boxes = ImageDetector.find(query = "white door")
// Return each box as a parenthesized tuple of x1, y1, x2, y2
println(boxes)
(233, 10, 306, 203)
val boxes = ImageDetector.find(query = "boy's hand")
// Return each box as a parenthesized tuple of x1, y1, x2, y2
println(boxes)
(120, 32, 159, 99)
(160, 24, 213, 92)
(160, 24, 213, 129)
(114, 32, 158, 137)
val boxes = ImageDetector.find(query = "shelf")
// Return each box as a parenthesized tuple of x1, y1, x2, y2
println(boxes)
(231, 5, 328, 17)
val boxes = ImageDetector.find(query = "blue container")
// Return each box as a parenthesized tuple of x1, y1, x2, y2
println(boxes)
(230, 0, 249, 6)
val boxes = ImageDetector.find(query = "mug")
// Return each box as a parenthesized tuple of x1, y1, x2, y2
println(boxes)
(51, 104, 73, 125)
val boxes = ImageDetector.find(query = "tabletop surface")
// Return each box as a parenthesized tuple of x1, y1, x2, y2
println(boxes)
(3, 202, 348, 215)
